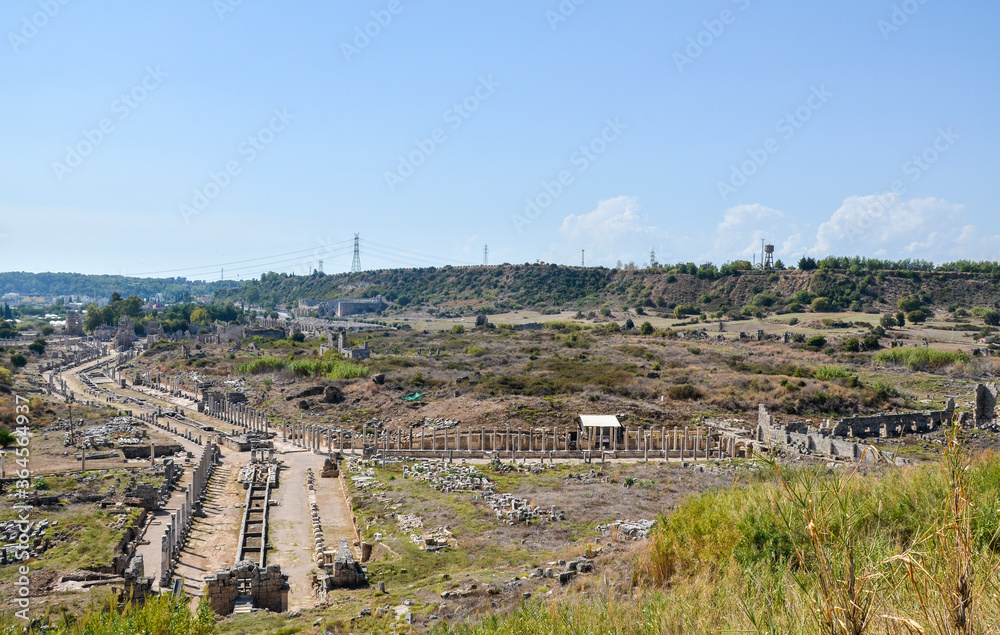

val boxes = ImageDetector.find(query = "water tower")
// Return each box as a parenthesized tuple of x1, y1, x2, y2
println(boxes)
(763, 244, 775, 270)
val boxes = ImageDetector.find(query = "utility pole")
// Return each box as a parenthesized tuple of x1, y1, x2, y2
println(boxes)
(483, 245, 489, 266)
(351, 234, 362, 272)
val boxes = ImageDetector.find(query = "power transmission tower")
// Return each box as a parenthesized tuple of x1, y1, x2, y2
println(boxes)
(649, 248, 658, 268)
(318, 260, 324, 274)
(351, 234, 362, 272)
(483, 244, 489, 266)
(581, 250, 585, 267)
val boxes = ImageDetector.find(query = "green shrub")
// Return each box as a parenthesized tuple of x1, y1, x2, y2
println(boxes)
(897, 294, 922, 312)
(805, 335, 827, 349)
(810, 297, 834, 312)
(906, 309, 928, 324)
(451, 325, 466, 334)
(814, 365, 853, 380)
(0, 428, 16, 448)
(673, 304, 698, 319)
(639, 322, 654, 335)
(841, 337, 861, 352)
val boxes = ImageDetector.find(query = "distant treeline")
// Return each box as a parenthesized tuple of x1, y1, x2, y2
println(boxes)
(0, 272, 238, 301)
(794, 257, 1000, 274)
(83, 292, 245, 335)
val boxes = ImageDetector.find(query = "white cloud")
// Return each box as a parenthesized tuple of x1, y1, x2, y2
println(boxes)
(706, 195, 997, 265)
(810, 195, 963, 258)
(809, 194, 968, 260)
(551, 194, 996, 270)
(707, 204, 801, 264)
(553, 196, 668, 266)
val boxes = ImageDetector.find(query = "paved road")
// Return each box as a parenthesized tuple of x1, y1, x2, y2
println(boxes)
(267, 441, 359, 609)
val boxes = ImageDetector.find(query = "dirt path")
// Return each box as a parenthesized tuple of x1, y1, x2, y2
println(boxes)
(267, 446, 323, 609)
(173, 463, 243, 597)
(313, 467, 359, 555)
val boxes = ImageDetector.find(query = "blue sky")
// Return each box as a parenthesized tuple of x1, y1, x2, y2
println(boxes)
(0, 0, 997, 279)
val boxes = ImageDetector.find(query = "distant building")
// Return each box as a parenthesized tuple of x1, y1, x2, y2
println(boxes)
(297, 296, 385, 318)
(578, 414, 624, 449)
(66, 311, 84, 336)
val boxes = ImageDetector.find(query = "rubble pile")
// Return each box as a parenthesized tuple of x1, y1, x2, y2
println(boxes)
(564, 469, 610, 484)
(68, 417, 144, 449)
(529, 555, 596, 585)
(478, 492, 563, 525)
(596, 519, 656, 540)
(416, 417, 460, 430)
(405, 461, 494, 493)
(239, 463, 277, 488)
(411, 526, 455, 551)
(0, 519, 54, 564)
(396, 514, 423, 533)
(304, 468, 328, 566)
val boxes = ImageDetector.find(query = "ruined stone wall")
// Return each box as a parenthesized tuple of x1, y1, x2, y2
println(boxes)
(832, 400, 954, 439)
(203, 561, 289, 615)
(975, 383, 998, 424)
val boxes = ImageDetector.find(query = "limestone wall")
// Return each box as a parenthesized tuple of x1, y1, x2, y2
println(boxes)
(203, 561, 289, 615)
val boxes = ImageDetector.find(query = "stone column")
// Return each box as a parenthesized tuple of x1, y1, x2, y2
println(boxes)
(160, 534, 170, 583)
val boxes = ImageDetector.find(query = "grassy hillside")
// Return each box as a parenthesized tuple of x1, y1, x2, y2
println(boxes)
(217, 265, 1000, 317)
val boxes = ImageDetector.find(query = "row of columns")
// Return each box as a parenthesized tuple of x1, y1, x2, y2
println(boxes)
(159, 443, 218, 587)
(203, 396, 269, 434)
(282, 420, 329, 453)
(273, 423, 740, 461)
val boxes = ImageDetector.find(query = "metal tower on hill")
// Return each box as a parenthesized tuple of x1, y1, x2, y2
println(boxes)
(351, 234, 361, 272)
(483, 244, 489, 266)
